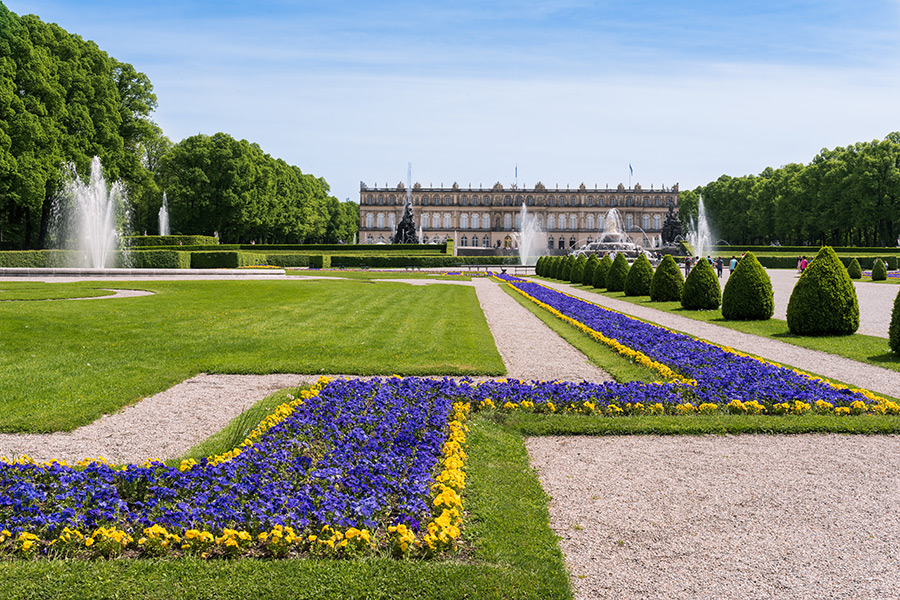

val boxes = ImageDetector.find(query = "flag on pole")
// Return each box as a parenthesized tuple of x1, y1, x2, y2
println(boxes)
(629, 164, 633, 176)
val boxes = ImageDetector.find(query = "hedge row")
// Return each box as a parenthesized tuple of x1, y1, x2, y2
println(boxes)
(122, 242, 451, 254)
(126, 235, 220, 247)
(716, 245, 900, 255)
(189, 252, 267, 269)
(129, 250, 192, 269)
(0, 250, 75, 268)
(308, 255, 520, 269)
(755, 255, 898, 270)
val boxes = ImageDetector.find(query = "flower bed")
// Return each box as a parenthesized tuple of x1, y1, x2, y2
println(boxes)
(498, 274, 890, 410)
(0, 377, 469, 560)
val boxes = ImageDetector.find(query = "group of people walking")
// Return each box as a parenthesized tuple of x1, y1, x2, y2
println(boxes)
(683, 254, 741, 278)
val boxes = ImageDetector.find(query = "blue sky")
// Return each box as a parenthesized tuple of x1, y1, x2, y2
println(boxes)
(7, 0, 900, 202)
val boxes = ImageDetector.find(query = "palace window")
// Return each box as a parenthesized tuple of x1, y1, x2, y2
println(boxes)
(388, 214, 396, 230)
(504, 196, 512, 206)
(599, 197, 605, 206)
(586, 214, 594, 230)
(376, 214, 385, 229)
(547, 237, 554, 250)
(444, 196, 451, 206)
(611, 198, 618, 207)
(460, 236, 468, 247)
(558, 237, 565, 249)
(587, 236, 593, 244)
(366, 234, 374, 243)
(547, 215, 555, 230)
(571, 197, 578, 206)
(472, 196, 479, 206)
(587, 197, 593, 206)
(460, 214, 469, 229)
(598, 215, 605, 231)
(421, 214, 430, 228)
(569, 215, 577, 229)
(365, 214, 374, 228)
(504, 214, 512, 229)
(515, 213, 521, 230)
(655, 197, 661, 206)
(642, 215, 650, 230)
(421, 196, 429, 205)
(625, 215, 633, 230)
(422, 236, 429, 244)
(366, 195, 374, 205)
(483, 195, 490, 205)
(569, 237, 576, 247)
(390, 195, 396, 205)
(472, 214, 480, 229)
(482, 235, 490, 248)
(378, 235, 385, 243)
(653, 215, 661, 230)
(444, 214, 452, 228)
(626, 197, 633, 207)
(527, 196, 534, 206)
(548, 196, 554, 206)
(378, 195, 384, 205)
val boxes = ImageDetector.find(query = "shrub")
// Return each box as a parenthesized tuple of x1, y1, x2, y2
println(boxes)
(890, 289, 900, 353)
(592, 255, 613, 289)
(721, 252, 773, 320)
(190, 251, 267, 269)
(570, 255, 587, 284)
(127, 235, 219, 247)
(846, 258, 862, 279)
(130, 250, 192, 269)
(786, 246, 859, 335)
(582, 255, 600, 286)
(546, 256, 560, 279)
(605, 254, 630, 292)
(872, 258, 887, 281)
(649, 255, 684, 302)
(265, 254, 310, 268)
(559, 256, 574, 281)
(681, 258, 721, 310)
(624, 254, 653, 296)
(887, 256, 899, 271)
(308, 255, 331, 269)
(535, 255, 546, 276)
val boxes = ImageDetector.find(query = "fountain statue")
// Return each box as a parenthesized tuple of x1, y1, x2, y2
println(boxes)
(50, 156, 131, 269)
(571, 208, 652, 261)
(159, 192, 170, 236)
(516, 203, 543, 265)
(392, 163, 419, 244)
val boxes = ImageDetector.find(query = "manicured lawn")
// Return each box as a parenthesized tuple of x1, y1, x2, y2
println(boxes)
(287, 270, 471, 281)
(0, 281, 117, 300)
(0, 279, 503, 433)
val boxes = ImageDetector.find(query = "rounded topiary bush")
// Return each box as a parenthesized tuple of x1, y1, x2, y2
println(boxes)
(649, 255, 684, 302)
(889, 288, 900, 353)
(624, 254, 653, 296)
(570, 255, 587, 284)
(582, 255, 600, 286)
(535, 255, 547, 277)
(721, 252, 773, 320)
(547, 256, 560, 279)
(872, 258, 887, 281)
(592, 255, 613, 288)
(786, 246, 859, 335)
(846, 257, 862, 279)
(605, 253, 630, 292)
(561, 256, 576, 281)
(681, 258, 721, 310)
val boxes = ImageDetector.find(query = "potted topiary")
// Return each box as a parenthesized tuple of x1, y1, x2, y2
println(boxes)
(786, 246, 859, 335)
(605, 253, 631, 292)
(846, 258, 862, 279)
(681, 258, 721, 310)
(721, 252, 774, 320)
(624, 254, 654, 296)
(649, 255, 685, 302)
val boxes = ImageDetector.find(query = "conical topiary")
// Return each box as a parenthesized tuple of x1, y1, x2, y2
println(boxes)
(890, 288, 900, 353)
(846, 258, 862, 279)
(559, 255, 575, 281)
(592, 255, 613, 289)
(582, 255, 600, 286)
(535, 255, 546, 277)
(681, 258, 721, 310)
(605, 253, 630, 292)
(570, 255, 587, 284)
(547, 256, 561, 279)
(649, 255, 684, 302)
(624, 254, 654, 296)
(721, 251, 773, 320)
(786, 246, 859, 335)
(872, 258, 887, 281)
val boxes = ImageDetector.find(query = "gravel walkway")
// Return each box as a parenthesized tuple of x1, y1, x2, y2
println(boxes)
(541, 278, 900, 399)
(527, 434, 900, 600)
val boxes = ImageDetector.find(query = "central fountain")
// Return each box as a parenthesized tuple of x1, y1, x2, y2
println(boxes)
(50, 156, 131, 269)
(159, 192, 170, 236)
(687, 195, 714, 259)
(571, 208, 652, 261)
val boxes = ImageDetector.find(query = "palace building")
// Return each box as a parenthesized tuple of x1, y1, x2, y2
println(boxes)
(358, 180, 679, 252)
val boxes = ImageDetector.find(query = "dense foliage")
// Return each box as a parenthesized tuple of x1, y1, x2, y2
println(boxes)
(681, 259, 721, 310)
(623, 254, 653, 297)
(890, 289, 900, 354)
(592, 255, 613, 289)
(872, 258, 888, 281)
(605, 253, 630, 292)
(847, 258, 863, 279)
(685, 133, 900, 247)
(582, 254, 600, 286)
(569, 255, 587, 284)
(721, 252, 774, 320)
(649, 255, 684, 302)
(0, 3, 357, 248)
(786, 246, 859, 335)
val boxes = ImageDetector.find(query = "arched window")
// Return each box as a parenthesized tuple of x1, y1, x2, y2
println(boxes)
(626, 197, 633, 207)
(482, 235, 490, 248)
(548, 196, 555, 206)
(515, 213, 521, 230)
(569, 215, 577, 229)
(598, 215, 605, 231)
(460, 214, 469, 229)
(389, 195, 396, 205)
(587, 197, 593, 206)
(461, 195, 468, 206)
(444, 196, 452, 206)
(599, 197, 606, 206)
(472, 196, 479, 206)
(547, 236, 554, 249)
(527, 196, 534, 206)
(586, 214, 594, 230)
(655, 197, 661, 206)
(366, 195, 374, 205)
(483, 195, 490, 205)
(504, 196, 512, 206)
(625, 215, 633, 230)
(422, 196, 429, 205)
(571, 197, 578, 206)
(443, 214, 452, 228)
(558, 237, 565, 249)
(642, 215, 650, 230)
(421, 214, 430, 228)
(365, 213, 374, 228)
(460, 236, 468, 246)
(653, 215, 661, 230)
(378, 195, 384, 205)
(504, 214, 512, 229)
(376, 214, 385, 229)
(569, 236, 576, 247)
(472, 214, 480, 229)
(366, 234, 374, 243)
(611, 197, 618, 207)
(388, 214, 396, 230)
(547, 215, 555, 230)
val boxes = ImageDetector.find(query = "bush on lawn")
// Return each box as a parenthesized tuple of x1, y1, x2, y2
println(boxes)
(721, 251, 773, 320)
(592, 255, 613, 289)
(623, 254, 653, 296)
(786, 246, 859, 335)
(681, 258, 721, 310)
(872, 258, 888, 281)
(649, 255, 684, 302)
(605, 253, 630, 292)
(846, 258, 862, 279)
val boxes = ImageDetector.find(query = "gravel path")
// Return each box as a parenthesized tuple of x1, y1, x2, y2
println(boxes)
(541, 279, 900, 399)
(527, 434, 900, 600)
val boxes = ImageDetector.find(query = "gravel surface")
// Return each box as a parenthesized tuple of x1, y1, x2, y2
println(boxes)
(526, 434, 900, 600)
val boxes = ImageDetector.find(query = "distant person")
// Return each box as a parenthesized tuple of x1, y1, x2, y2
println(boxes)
(707, 255, 714, 266)
(715, 256, 724, 278)
(684, 255, 692, 276)
(729, 255, 737, 274)
(800, 256, 808, 271)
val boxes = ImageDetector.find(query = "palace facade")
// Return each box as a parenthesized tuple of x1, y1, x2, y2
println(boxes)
(358, 181, 679, 252)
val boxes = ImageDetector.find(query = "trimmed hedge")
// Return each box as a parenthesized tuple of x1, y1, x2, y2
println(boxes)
(308, 255, 331, 269)
(127, 235, 218, 247)
(0, 250, 74, 268)
(623, 254, 653, 297)
(265, 254, 311, 268)
(755, 255, 898, 270)
(605, 254, 630, 292)
(681, 258, 721, 310)
(786, 246, 859, 335)
(721, 252, 773, 320)
(129, 250, 192, 269)
(190, 252, 268, 269)
(649, 255, 684, 302)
